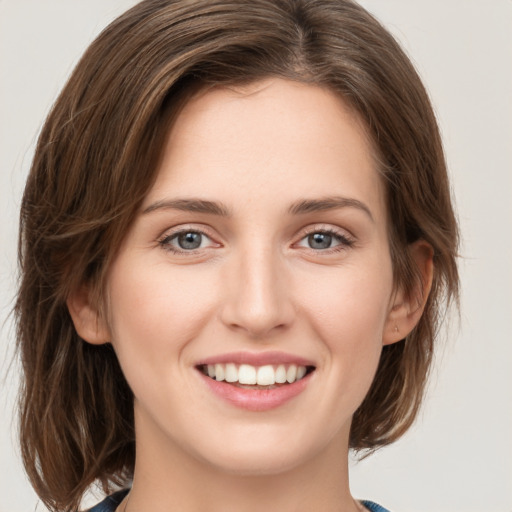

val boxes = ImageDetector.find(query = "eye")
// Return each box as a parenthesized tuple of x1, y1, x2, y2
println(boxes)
(159, 229, 217, 253)
(296, 228, 354, 251)
(306, 232, 337, 250)
(174, 231, 205, 250)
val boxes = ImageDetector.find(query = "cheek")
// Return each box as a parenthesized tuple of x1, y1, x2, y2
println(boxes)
(105, 260, 217, 374)
(301, 263, 393, 344)
(297, 259, 393, 394)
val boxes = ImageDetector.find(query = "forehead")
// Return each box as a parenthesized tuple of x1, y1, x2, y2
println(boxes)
(144, 78, 385, 220)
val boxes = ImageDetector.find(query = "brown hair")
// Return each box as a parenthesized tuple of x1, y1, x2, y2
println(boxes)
(15, 0, 459, 510)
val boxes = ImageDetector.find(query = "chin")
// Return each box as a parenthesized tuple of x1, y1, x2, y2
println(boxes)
(190, 428, 330, 477)
(206, 449, 308, 477)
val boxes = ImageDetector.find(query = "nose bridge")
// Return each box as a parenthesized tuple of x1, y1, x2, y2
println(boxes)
(220, 238, 293, 337)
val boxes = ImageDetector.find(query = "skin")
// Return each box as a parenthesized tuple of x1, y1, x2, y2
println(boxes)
(69, 78, 432, 512)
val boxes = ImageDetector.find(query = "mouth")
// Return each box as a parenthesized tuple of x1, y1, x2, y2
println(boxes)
(196, 363, 316, 390)
(195, 352, 316, 410)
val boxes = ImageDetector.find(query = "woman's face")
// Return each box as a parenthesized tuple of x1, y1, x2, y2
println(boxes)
(105, 78, 397, 475)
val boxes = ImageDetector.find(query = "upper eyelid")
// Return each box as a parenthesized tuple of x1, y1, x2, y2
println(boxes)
(158, 223, 217, 240)
(158, 228, 220, 256)
(157, 225, 220, 251)
(297, 223, 355, 239)
(293, 225, 357, 253)
(155, 223, 355, 245)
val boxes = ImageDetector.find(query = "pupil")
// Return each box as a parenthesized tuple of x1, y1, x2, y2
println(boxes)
(308, 233, 332, 249)
(178, 232, 202, 249)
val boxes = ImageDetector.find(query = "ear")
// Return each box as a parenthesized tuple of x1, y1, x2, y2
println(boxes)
(383, 240, 434, 346)
(67, 285, 110, 345)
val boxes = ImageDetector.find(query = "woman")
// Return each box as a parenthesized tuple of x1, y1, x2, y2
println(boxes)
(15, 1, 459, 511)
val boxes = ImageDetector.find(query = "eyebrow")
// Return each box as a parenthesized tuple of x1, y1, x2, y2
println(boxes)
(143, 198, 232, 216)
(288, 196, 374, 222)
(142, 195, 373, 221)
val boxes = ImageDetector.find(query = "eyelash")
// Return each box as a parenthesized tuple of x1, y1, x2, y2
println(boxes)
(158, 226, 217, 255)
(296, 226, 355, 254)
(157, 225, 355, 255)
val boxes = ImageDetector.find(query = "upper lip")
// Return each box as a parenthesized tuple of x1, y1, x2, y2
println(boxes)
(195, 351, 316, 367)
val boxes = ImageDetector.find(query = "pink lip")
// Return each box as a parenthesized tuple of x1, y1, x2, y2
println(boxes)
(198, 370, 313, 412)
(195, 351, 315, 412)
(196, 351, 315, 367)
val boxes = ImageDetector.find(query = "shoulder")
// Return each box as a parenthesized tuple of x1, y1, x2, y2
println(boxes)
(84, 492, 389, 512)
(361, 501, 393, 512)
(84, 489, 129, 512)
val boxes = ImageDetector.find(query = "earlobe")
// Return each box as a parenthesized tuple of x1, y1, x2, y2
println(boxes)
(383, 240, 434, 346)
(66, 286, 110, 345)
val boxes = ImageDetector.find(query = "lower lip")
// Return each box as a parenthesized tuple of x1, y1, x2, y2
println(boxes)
(198, 371, 312, 412)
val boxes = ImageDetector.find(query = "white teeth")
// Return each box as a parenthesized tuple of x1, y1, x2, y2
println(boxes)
(257, 365, 275, 386)
(203, 363, 310, 385)
(225, 363, 238, 383)
(286, 365, 297, 383)
(275, 365, 287, 383)
(238, 364, 257, 384)
(214, 363, 225, 382)
(296, 366, 307, 380)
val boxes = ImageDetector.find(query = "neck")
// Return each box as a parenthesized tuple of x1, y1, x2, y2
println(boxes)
(126, 412, 359, 512)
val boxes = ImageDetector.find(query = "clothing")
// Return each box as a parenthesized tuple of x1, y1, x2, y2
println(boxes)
(85, 489, 128, 512)
(85, 490, 391, 512)
(361, 501, 392, 512)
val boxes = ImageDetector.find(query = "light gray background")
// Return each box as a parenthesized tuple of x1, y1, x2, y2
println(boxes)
(1, 1, 511, 511)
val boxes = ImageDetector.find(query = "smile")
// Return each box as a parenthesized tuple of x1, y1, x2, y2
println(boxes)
(198, 363, 313, 387)
(195, 353, 316, 411)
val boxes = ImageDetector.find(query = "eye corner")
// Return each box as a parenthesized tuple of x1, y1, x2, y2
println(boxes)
(157, 226, 221, 255)
(293, 225, 356, 253)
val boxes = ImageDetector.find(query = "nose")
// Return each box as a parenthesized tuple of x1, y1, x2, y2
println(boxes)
(219, 244, 295, 339)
